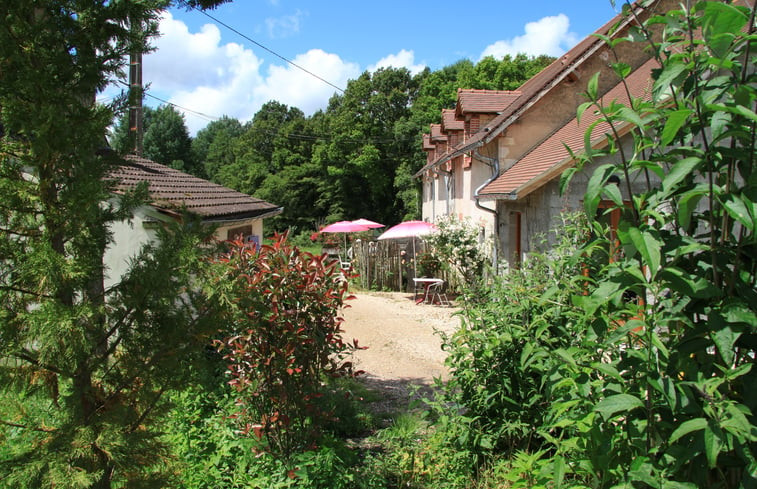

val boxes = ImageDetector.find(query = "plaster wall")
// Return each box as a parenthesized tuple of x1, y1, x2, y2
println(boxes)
(104, 205, 265, 288)
(422, 149, 496, 233)
(495, 143, 660, 266)
(104, 205, 162, 288)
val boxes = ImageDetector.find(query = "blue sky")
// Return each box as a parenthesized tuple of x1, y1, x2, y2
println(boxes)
(121, 0, 622, 134)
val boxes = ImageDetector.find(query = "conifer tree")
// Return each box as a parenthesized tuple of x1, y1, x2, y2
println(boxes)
(0, 1, 227, 487)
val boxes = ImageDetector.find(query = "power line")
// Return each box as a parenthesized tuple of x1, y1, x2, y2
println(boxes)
(143, 91, 218, 122)
(183, 2, 346, 94)
(116, 80, 219, 122)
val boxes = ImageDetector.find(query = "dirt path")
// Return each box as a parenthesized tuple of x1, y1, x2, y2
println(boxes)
(339, 291, 462, 412)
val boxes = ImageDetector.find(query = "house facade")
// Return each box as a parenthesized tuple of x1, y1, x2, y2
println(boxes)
(104, 154, 282, 284)
(417, 0, 676, 266)
(420, 90, 521, 236)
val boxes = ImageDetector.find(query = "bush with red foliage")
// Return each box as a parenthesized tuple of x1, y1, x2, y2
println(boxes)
(211, 233, 361, 456)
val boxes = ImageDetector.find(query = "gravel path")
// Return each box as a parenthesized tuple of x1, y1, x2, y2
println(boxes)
(339, 291, 462, 412)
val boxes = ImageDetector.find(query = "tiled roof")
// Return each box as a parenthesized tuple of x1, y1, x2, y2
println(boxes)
(453, 10, 627, 154)
(441, 109, 464, 131)
(430, 124, 447, 142)
(480, 58, 658, 198)
(455, 89, 521, 116)
(109, 154, 282, 221)
(415, 1, 651, 178)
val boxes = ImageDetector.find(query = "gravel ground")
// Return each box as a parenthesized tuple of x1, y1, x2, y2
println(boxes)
(339, 291, 462, 412)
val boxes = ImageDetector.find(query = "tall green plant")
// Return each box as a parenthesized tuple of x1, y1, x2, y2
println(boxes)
(0, 2, 230, 487)
(210, 234, 360, 457)
(550, 2, 757, 487)
(440, 214, 591, 464)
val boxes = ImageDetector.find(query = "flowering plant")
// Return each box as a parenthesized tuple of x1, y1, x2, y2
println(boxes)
(425, 215, 490, 287)
(416, 251, 441, 277)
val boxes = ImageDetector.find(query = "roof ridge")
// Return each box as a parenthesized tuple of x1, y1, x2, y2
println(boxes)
(457, 88, 521, 95)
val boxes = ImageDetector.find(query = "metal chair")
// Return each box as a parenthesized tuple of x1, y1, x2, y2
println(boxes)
(427, 280, 450, 306)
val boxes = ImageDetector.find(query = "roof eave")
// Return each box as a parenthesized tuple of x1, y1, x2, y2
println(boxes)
(201, 206, 284, 223)
(414, 140, 484, 179)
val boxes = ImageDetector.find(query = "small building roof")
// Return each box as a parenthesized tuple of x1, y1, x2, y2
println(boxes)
(109, 154, 282, 222)
(430, 124, 448, 142)
(441, 109, 464, 131)
(422, 133, 436, 150)
(479, 58, 657, 199)
(455, 89, 521, 116)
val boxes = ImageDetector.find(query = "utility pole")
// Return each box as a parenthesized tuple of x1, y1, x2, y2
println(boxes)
(128, 15, 144, 156)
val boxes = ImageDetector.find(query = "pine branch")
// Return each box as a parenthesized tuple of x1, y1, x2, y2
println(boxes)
(12, 349, 65, 376)
(0, 284, 53, 299)
(0, 419, 57, 433)
(0, 226, 42, 238)
(130, 386, 166, 433)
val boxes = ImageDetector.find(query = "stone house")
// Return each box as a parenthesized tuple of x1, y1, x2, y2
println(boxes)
(417, 0, 675, 266)
(104, 154, 282, 284)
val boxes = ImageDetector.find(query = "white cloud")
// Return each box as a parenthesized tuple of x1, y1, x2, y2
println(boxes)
(256, 49, 360, 116)
(142, 12, 359, 135)
(368, 49, 426, 76)
(480, 14, 579, 59)
(144, 12, 238, 93)
(265, 9, 306, 39)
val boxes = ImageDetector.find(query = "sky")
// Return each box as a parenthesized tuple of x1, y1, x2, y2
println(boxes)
(110, 1, 623, 135)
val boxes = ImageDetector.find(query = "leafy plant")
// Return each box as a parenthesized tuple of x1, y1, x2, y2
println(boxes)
(550, 2, 757, 487)
(425, 215, 490, 291)
(439, 213, 591, 464)
(210, 233, 362, 457)
(429, 4, 757, 488)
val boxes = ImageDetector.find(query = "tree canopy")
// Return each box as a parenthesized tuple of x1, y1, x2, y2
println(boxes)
(180, 54, 553, 234)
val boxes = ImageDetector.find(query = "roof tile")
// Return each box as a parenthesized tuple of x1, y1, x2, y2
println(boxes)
(109, 155, 281, 220)
(430, 124, 448, 141)
(480, 58, 657, 197)
(455, 89, 521, 116)
(441, 109, 465, 131)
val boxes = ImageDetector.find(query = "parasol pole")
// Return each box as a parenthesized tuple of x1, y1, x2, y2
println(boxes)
(412, 237, 417, 279)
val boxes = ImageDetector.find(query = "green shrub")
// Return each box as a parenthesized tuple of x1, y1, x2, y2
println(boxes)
(439, 213, 591, 464)
(208, 233, 360, 457)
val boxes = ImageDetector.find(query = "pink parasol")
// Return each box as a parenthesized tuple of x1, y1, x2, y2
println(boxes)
(351, 218, 385, 229)
(377, 220, 437, 279)
(319, 220, 372, 257)
(320, 220, 371, 233)
(376, 220, 437, 240)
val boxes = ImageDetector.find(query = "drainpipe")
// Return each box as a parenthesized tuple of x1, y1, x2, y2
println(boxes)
(473, 148, 500, 268)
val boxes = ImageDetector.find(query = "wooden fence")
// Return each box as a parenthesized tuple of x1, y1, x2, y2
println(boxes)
(348, 239, 430, 292)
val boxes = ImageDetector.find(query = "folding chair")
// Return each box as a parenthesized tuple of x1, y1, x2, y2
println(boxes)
(427, 280, 450, 306)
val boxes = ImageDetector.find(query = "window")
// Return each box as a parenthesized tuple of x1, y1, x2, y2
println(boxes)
(226, 225, 258, 250)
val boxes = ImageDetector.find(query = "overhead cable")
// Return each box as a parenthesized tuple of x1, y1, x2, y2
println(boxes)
(183, 2, 346, 94)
